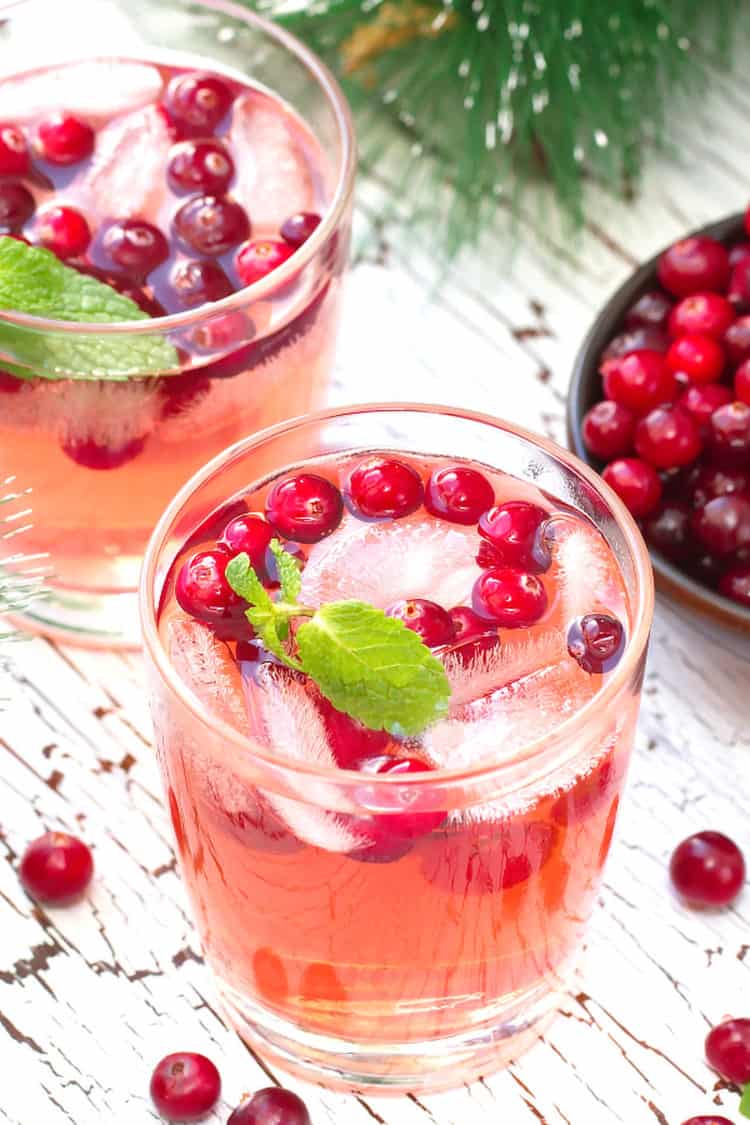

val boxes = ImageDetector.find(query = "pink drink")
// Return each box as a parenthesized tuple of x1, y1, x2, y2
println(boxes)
(142, 406, 654, 1093)
(0, 8, 354, 647)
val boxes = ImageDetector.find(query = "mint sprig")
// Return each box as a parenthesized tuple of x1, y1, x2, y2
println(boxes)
(225, 547, 450, 736)
(740, 1083, 750, 1119)
(0, 237, 178, 379)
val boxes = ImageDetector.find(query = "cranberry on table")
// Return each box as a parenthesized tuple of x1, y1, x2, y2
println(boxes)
(36, 112, 94, 165)
(424, 465, 494, 525)
(99, 218, 169, 276)
(386, 598, 454, 647)
(164, 70, 234, 133)
(170, 259, 233, 307)
(174, 194, 249, 256)
(149, 1052, 221, 1122)
(228, 1087, 311, 1125)
(668, 292, 735, 339)
(601, 349, 676, 414)
(567, 613, 624, 674)
(281, 211, 322, 247)
(472, 567, 548, 627)
(666, 333, 725, 384)
(0, 122, 29, 175)
(19, 832, 93, 904)
(478, 501, 547, 569)
(679, 383, 733, 427)
(235, 239, 295, 286)
(643, 502, 692, 560)
(582, 400, 636, 460)
(175, 546, 243, 621)
(634, 404, 702, 469)
(720, 564, 750, 606)
(705, 1018, 750, 1085)
(657, 236, 729, 297)
(220, 514, 274, 573)
(708, 401, 750, 464)
(670, 831, 745, 907)
(602, 458, 662, 518)
(624, 289, 673, 330)
(0, 181, 35, 231)
(265, 473, 343, 543)
(347, 456, 424, 519)
(35, 205, 91, 259)
(692, 495, 750, 556)
(167, 139, 234, 195)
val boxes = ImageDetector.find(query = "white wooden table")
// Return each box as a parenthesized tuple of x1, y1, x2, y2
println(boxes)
(2, 52, 750, 1125)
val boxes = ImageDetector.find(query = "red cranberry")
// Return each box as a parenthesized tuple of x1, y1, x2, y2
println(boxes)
(448, 605, 493, 642)
(657, 236, 729, 297)
(265, 473, 343, 543)
(634, 405, 702, 469)
(170, 259, 233, 308)
(0, 181, 35, 231)
(19, 832, 93, 904)
(730, 240, 750, 267)
(567, 613, 624, 674)
(708, 401, 750, 464)
(705, 1018, 750, 1085)
(729, 259, 750, 310)
(478, 501, 547, 570)
(734, 359, 750, 405)
(668, 292, 735, 339)
(0, 122, 29, 175)
(720, 564, 750, 606)
(100, 218, 169, 276)
(219, 513, 274, 573)
(692, 495, 750, 556)
(602, 458, 662, 517)
(386, 598, 455, 647)
(35, 205, 90, 259)
(175, 546, 243, 621)
(679, 383, 733, 427)
(228, 1087, 310, 1125)
(164, 71, 234, 134)
(167, 139, 234, 195)
(680, 1119, 733, 1125)
(666, 333, 725, 384)
(235, 239, 294, 286)
(472, 567, 548, 627)
(0, 369, 23, 393)
(601, 350, 676, 414)
(61, 434, 145, 470)
(150, 1052, 221, 1121)
(121, 287, 167, 318)
(281, 211, 322, 247)
(347, 456, 424, 519)
(307, 685, 390, 770)
(670, 831, 745, 907)
(424, 466, 494, 525)
(724, 315, 750, 364)
(690, 464, 749, 508)
(476, 538, 504, 569)
(581, 400, 635, 460)
(422, 817, 556, 894)
(353, 756, 447, 852)
(624, 289, 673, 330)
(174, 194, 249, 256)
(36, 113, 94, 165)
(642, 502, 692, 561)
(602, 326, 670, 359)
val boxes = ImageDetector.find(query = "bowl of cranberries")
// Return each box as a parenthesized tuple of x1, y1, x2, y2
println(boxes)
(569, 210, 750, 630)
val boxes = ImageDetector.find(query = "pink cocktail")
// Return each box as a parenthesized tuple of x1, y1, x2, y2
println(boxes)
(141, 405, 654, 1094)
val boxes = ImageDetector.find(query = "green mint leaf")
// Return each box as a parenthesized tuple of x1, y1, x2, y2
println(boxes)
(0, 236, 177, 379)
(225, 552, 300, 668)
(296, 601, 450, 736)
(269, 539, 302, 603)
(740, 1083, 750, 1119)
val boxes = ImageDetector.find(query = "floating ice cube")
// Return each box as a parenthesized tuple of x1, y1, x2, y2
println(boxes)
(81, 104, 171, 223)
(166, 616, 249, 733)
(443, 629, 563, 710)
(59, 379, 160, 455)
(0, 61, 163, 124)
(549, 516, 627, 624)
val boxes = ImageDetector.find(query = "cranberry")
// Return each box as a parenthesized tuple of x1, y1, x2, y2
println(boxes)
(170, 259, 233, 308)
(477, 501, 547, 570)
(634, 405, 702, 469)
(265, 473, 343, 543)
(19, 832, 93, 904)
(657, 236, 729, 297)
(167, 139, 234, 195)
(730, 241, 750, 267)
(347, 456, 424, 519)
(708, 401, 750, 464)
(581, 399, 635, 460)
(567, 613, 624, 674)
(624, 289, 673, 330)
(668, 292, 735, 339)
(720, 564, 750, 606)
(0, 181, 35, 231)
(448, 605, 493, 642)
(122, 287, 167, 318)
(35, 205, 90, 259)
(307, 685, 390, 769)
(690, 464, 749, 508)
(602, 458, 662, 517)
(724, 315, 750, 364)
(175, 546, 243, 621)
(602, 326, 670, 359)
(149, 1052, 221, 1121)
(601, 350, 676, 414)
(99, 218, 169, 276)
(281, 211, 322, 247)
(235, 238, 295, 286)
(219, 513, 274, 574)
(734, 359, 750, 405)
(386, 598, 454, 647)
(164, 71, 234, 134)
(666, 333, 725, 385)
(0, 369, 22, 393)
(423, 817, 557, 894)
(729, 259, 750, 310)
(352, 756, 447, 855)
(228, 1087, 310, 1125)
(680, 1119, 733, 1125)
(174, 194, 249, 256)
(36, 113, 94, 165)
(472, 567, 548, 627)
(0, 122, 29, 175)
(679, 383, 733, 427)
(705, 1018, 750, 1085)
(670, 831, 745, 907)
(643, 502, 692, 560)
(424, 465, 494, 525)
(61, 434, 145, 470)
(692, 495, 750, 556)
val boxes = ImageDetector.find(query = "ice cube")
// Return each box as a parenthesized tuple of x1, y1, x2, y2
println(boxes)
(166, 616, 249, 733)
(0, 61, 163, 124)
(549, 516, 627, 624)
(230, 92, 315, 230)
(443, 629, 564, 710)
(59, 379, 160, 456)
(81, 104, 171, 223)
(300, 511, 483, 611)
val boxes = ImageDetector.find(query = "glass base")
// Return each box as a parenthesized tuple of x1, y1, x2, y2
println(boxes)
(7, 584, 141, 650)
(215, 977, 565, 1095)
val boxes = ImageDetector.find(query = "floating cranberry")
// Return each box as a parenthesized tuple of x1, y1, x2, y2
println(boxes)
(423, 817, 557, 894)
(692, 495, 750, 556)
(174, 194, 249, 256)
(220, 513, 274, 574)
(634, 405, 702, 470)
(175, 546, 243, 621)
(167, 139, 234, 195)
(679, 383, 733, 428)
(228, 1087, 311, 1125)
(602, 458, 662, 517)
(150, 1052, 221, 1122)
(100, 218, 169, 276)
(347, 456, 424, 519)
(643, 502, 692, 561)
(690, 464, 749, 508)
(729, 259, 750, 311)
(624, 289, 673, 330)
(170, 259, 233, 308)
(424, 466, 494, 525)
(567, 613, 624, 674)
(386, 598, 454, 647)
(668, 292, 735, 339)
(472, 567, 548, 627)
(657, 236, 729, 297)
(449, 605, 493, 643)
(581, 400, 636, 460)
(666, 333, 725, 384)
(724, 315, 750, 364)
(353, 755, 447, 850)
(36, 112, 94, 165)
(670, 831, 745, 907)
(708, 401, 750, 464)
(0, 369, 23, 393)
(19, 832, 93, 904)
(705, 1018, 750, 1085)
(61, 434, 146, 470)
(164, 71, 234, 134)
(265, 473, 343, 543)
(308, 685, 390, 770)
(235, 238, 294, 286)
(35, 205, 90, 259)
(478, 501, 547, 570)
(720, 564, 750, 606)
(0, 181, 35, 231)
(601, 349, 676, 414)
(281, 211, 322, 247)
(602, 326, 670, 359)
(0, 122, 29, 175)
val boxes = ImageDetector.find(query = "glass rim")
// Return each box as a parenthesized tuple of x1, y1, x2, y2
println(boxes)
(0, 0, 357, 335)
(139, 402, 655, 789)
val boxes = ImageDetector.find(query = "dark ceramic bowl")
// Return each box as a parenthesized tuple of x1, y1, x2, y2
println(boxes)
(568, 212, 750, 632)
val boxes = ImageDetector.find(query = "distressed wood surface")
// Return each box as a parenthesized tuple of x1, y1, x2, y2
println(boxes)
(2, 45, 750, 1125)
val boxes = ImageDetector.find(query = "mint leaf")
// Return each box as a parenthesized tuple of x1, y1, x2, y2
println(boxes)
(0, 237, 177, 379)
(740, 1083, 750, 1119)
(269, 538, 302, 603)
(225, 552, 300, 667)
(296, 601, 450, 736)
